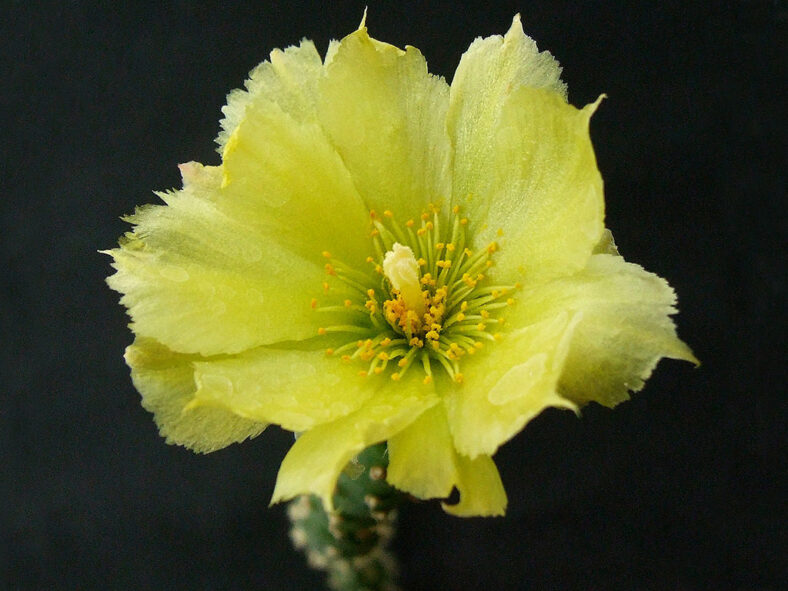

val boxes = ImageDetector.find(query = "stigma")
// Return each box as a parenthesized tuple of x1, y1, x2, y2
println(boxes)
(312, 203, 516, 383)
(382, 243, 425, 317)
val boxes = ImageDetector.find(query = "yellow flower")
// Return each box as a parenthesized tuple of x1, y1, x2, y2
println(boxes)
(106, 15, 696, 517)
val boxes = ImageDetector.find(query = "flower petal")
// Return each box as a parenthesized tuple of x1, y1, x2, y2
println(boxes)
(190, 347, 375, 432)
(452, 85, 604, 282)
(441, 453, 507, 517)
(216, 39, 325, 150)
(387, 403, 458, 499)
(220, 70, 372, 266)
(448, 15, 566, 199)
(511, 253, 698, 408)
(125, 338, 266, 453)
(218, 38, 371, 260)
(107, 165, 353, 356)
(445, 313, 579, 458)
(271, 373, 438, 510)
(448, 16, 603, 281)
(317, 25, 452, 220)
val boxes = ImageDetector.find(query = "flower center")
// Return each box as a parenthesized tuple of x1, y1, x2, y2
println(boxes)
(313, 204, 517, 384)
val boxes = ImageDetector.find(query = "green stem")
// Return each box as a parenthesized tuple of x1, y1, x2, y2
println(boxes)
(287, 443, 403, 591)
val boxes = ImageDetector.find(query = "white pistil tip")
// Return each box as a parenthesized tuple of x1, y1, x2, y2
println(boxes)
(383, 243, 425, 316)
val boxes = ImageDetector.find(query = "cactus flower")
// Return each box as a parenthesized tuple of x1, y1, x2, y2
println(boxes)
(106, 15, 695, 517)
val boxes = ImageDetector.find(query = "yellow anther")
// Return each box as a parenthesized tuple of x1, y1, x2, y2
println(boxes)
(318, 327, 327, 335)
(431, 323, 442, 331)
(391, 373, 401, 381)
(464, 248, 472, 257)
(420, 273, 432, 285)
(383, 210, 393, 217)
(409, 337, 422, 347)
(380, 337, 392, 347)
(344, 299, 352, 308)
(487, 242, 498, 253)
(377, 352, 389, 361)
(492, 290, 500, 298)
(423, 375, 433, 385)
(446, 243, 455, 252)
(420, 212, 430, 221)
(456, 313, 466, 322)
(467, 347, 476, 355)
(507, 298, 515, 305)
(366, 256, 374, 263)
(474, 341, 483, 349)
(341, 355, 351, 362)
(406, 219, 415, 227)
(494, 332, 502, 340)
(480, 309, 490, 318)
(325, 348, 334, 356)
(417, 258, 427, 267)
(454, 373, 464, 383)
(460, 218, 468, 225)
(417, 228, 427, 236)
(359, 370, 368, 377)
(310, 298, 318, 309)
(367, 289, 375, 299)
(364, 339, 374, 348)
(452, 205, 460, 214)
(450, 343, 461, 351)
(460, 301, 468, 311)
(496, 228, 504, 237)
(425, 330, 440, 340)
(356, 340, 364, 347)
(374, 367, 384, 374)
(322, 251, 332, 259)
(476, 273, 485, 281)
(369, 210, 378, 219)
(370, 228, 380, 237)
(436, 260, 451, 269)
(515, 282, 522, 288)
(476, 322, 486, 331)
(425, 221, 434, 230)
(374, 264, 383, 274)
(322, 281, 330, 292)
(486, 260, 493, 267)
(397, 358, 408, 367)
(435, 242, 444, 251)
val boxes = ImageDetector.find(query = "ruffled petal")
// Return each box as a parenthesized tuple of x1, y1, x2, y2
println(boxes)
(219, 39, 370, 264)
(217, 39, 325, 150)
(107, 164, 354, 356)
(387, 403, 458, 499)
(271, 373, 438, 510)
(189, 347, 375, 432)
(510, 253, 698, 408)
(125, 338, 266, 453)
(442, 453, 507, 517)
(448, 16, 603, 282)
(317, 25, 452, 220)
(445, 313, 579, 458)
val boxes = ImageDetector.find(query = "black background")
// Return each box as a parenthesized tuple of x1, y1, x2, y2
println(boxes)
(2, 1, 785, 589)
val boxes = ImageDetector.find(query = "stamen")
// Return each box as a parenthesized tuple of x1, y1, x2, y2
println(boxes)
(314, 202, 517, 382)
